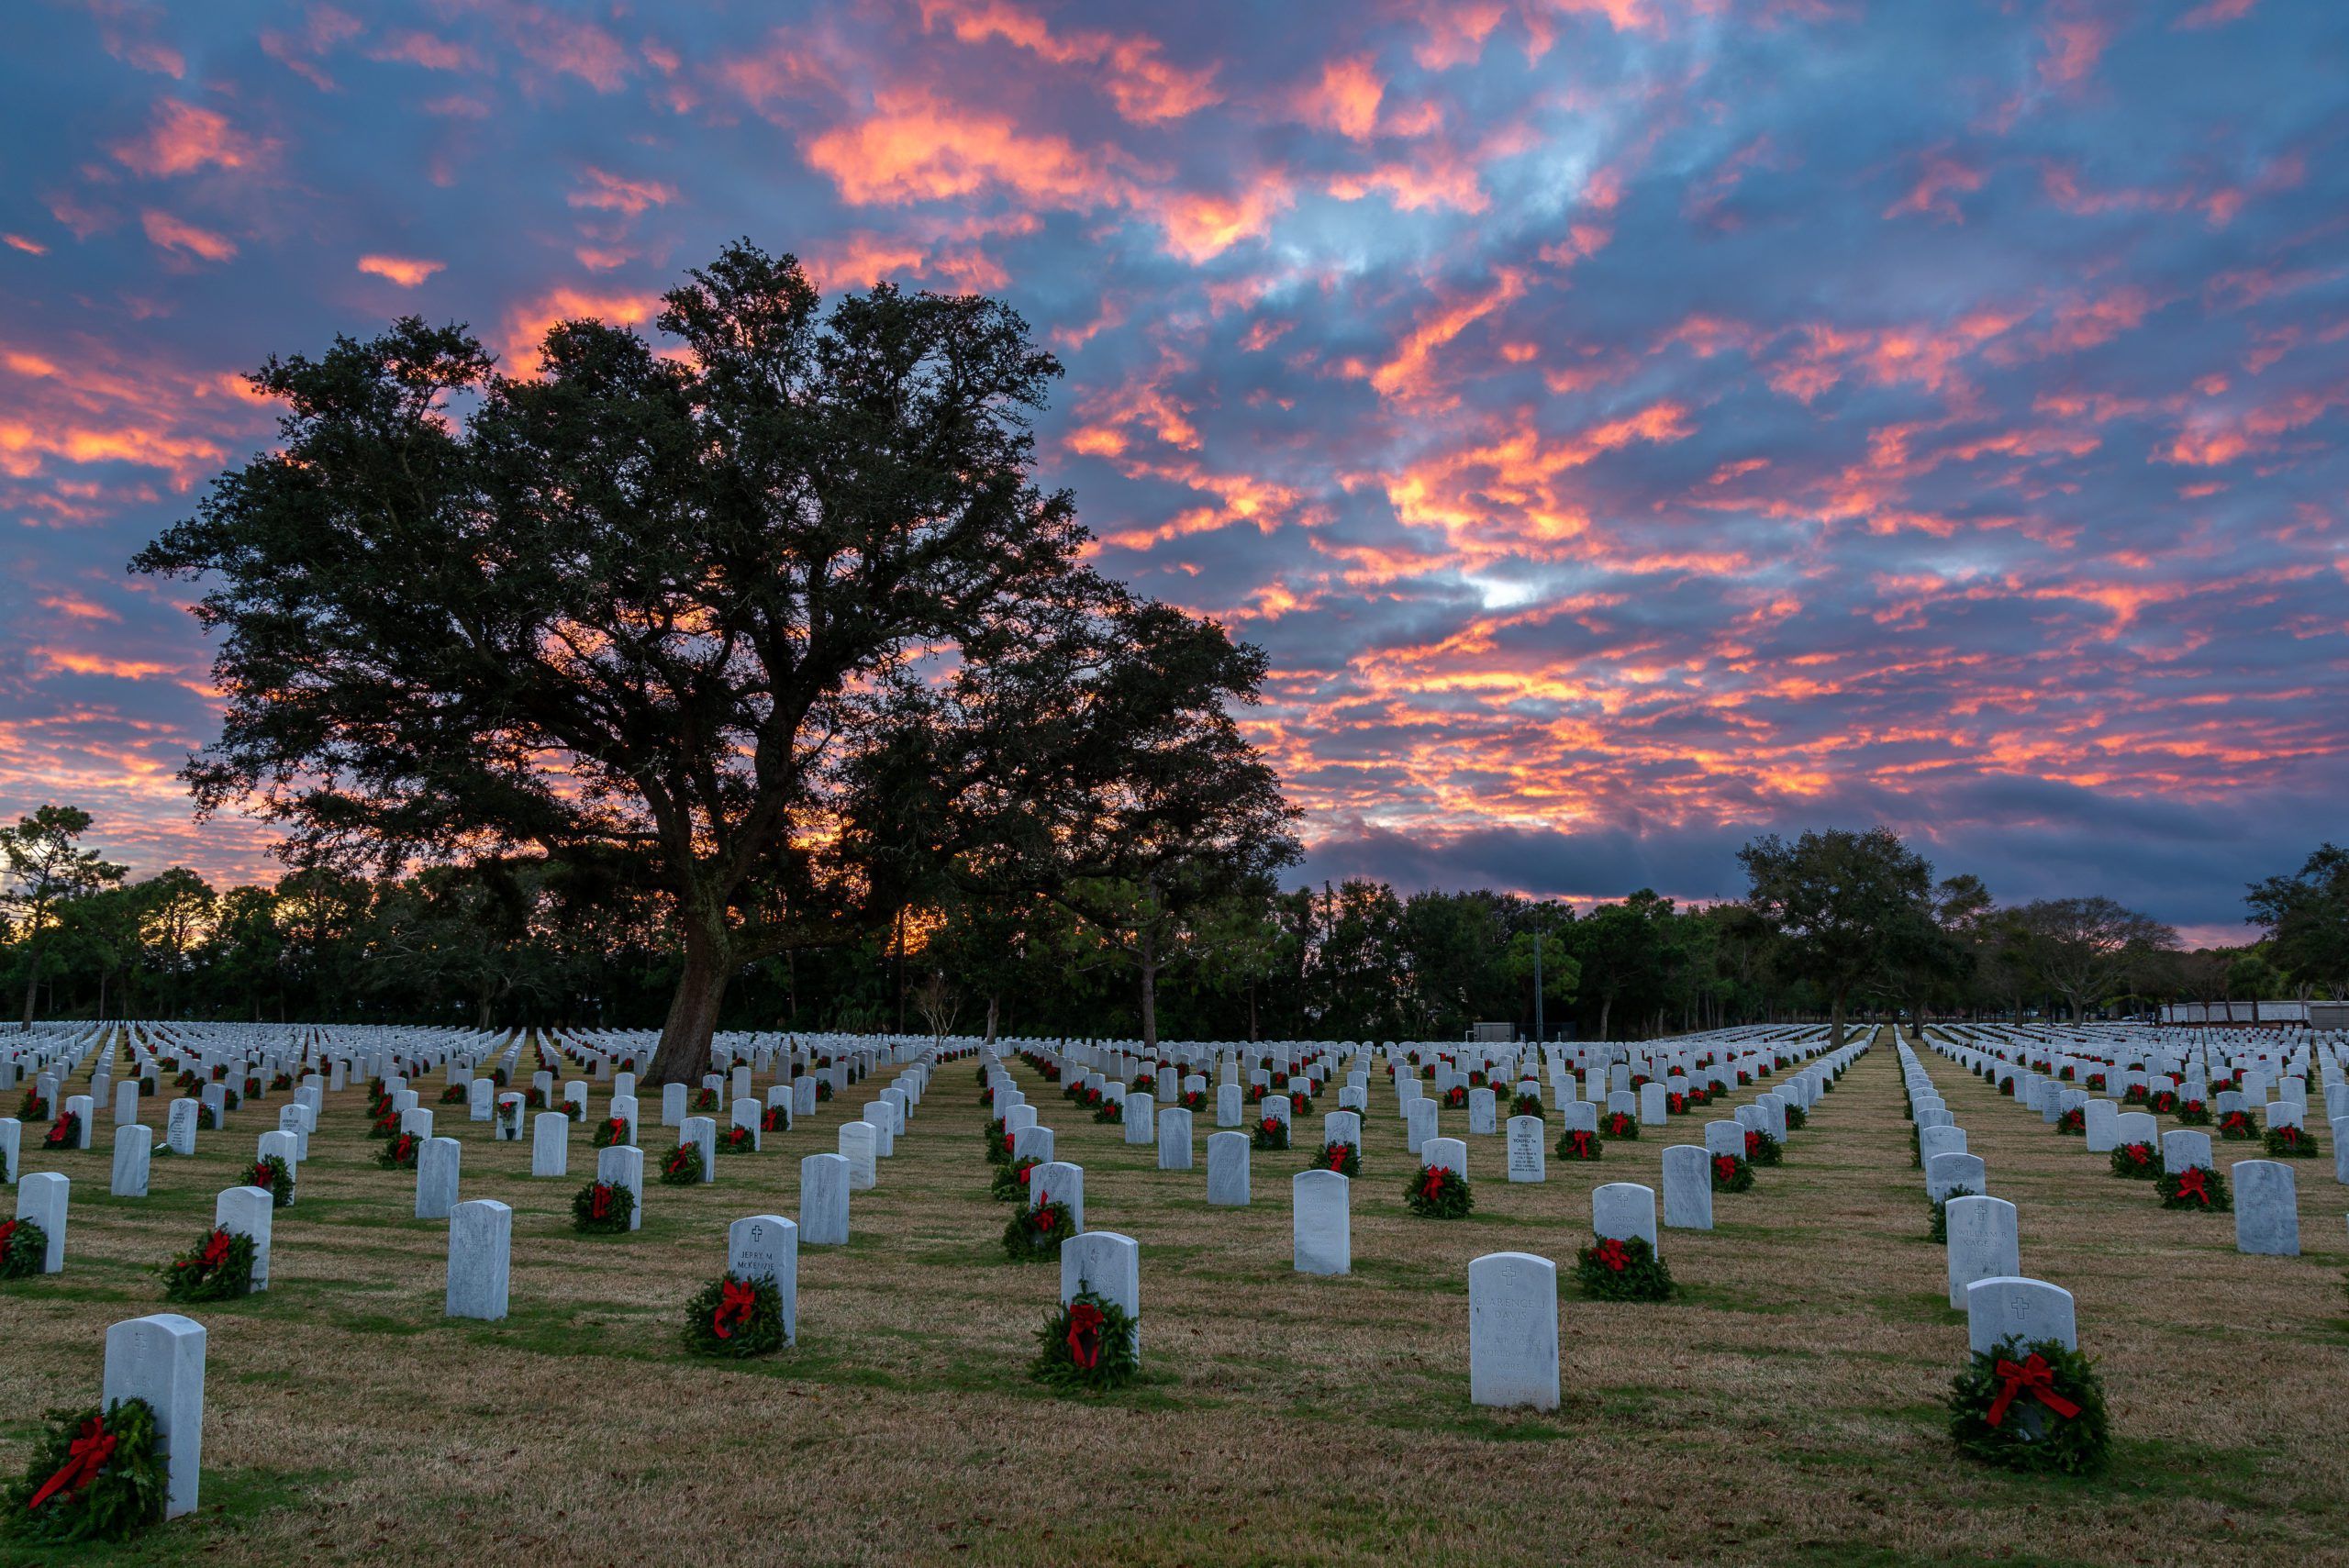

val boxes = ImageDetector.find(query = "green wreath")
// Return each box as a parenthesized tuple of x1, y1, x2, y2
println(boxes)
(0, 1399, 167, 1544)
(160, 1226, 256, 1303)
(2107, 1141, 2160, 1179)
(1929, 1186, 1980, 1242)
(1091, 1099, 1123, 1125)
(1553, 1127, 1602, 1162)
(991, 1155, 1043, 1202)
(1744, 1129, 1783, 1166)
(659, 1142, 707, 1186)
(571, 1178, 637, 1233)
(1251, 1117, 1291, 1151)
(720, 1126, 758, 1155)
(1030, 1288, 1141, 1393)
(1599, 1111, 1640, 1141)
(248, 1153, 295, 1208)
(1, 1217, 50, 1279)
(1003, 1198, 1076, 1261)
(1575, 1234, 1674, 1301)
(1511, 1094, 1544, 1120)
(984, 1118, 1010, 1165)
(1782, 1103, 1808, 1130)
(2154, 1163, 2231, 1212)
(2175, 1099, 2210, 1125)
(1404, 1163, 1474, 1218)
(1946, 1336, 2110, 1475)
(1312, 1140, 1361, 1176)
(1710, 1152, 1754, 1194)
(2055, 1106, 2085, 1135)
(680, 1273, 787, 1358)
(592, 1115, 631, 1149)
(377, 1130, 424, 1170)
(2262, 1124, 2321, 1159)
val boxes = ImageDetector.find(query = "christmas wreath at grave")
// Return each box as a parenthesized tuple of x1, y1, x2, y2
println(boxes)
(160, 1225, 256, 1303)
(681, 1273, 786, 1358)
(1574, 1235, 1673, 1301)
(0, 1397, 166, 1544)
(2084, 1072, 2107, 1092)
(1091, 1097, 1123, 1125)
(488, 1068, 508, 1087)
(721, 1126, 758, 1154)
(272, 1073, 295, 1092)
(367, 1106, 399, 1140)
(2262, 1124, 2321, 1158)
(2107, 1140, 2160, 1179)
(571, 1178, 636, 1233)
(524, 1086, 550, 1110)
(0, 1217, 50, 1279)
(1466, 1070, 1487, 1088)
(1710, 1152, 1754, 1194)
(1030, 1289, 1140, 1393)
(1997, 1075, 2016, 1097)
(1404, 1163, 1473, 1218)
(2055, 1106, 2085, 1136)
(1744, 1129, 1783, 1166)
(1287, 1091, 1316, 1117)
(594, 1116, 630, 1149)
(42, 1113, 80, 1150)
(366, 1089, 395, 1121)
(378, 1130, 424, 1170)
(1736, 1069, 1753, 1086)
(1004, 1196, 1077, 1260)
(17, 1092, 50, 1121)
(1664, 1090, 1687, 1116)
(1244, 1083, 1268, 1104)
(660, 1142, 706, 1186)
(242, 1076, 263, 1099)
(439, 1083, 467, 1104)
(1946, 1336, 2110, 1475)
(984, 1117, 1009, 1162)
(218, 1088, 241, 1113)
(1252, 1116, 1291, 1151)
(1554, 1128, 1601, 1162)
(814, 1081, 833, 1102)
(249, 1154, 295, 1208)
(1443, 1085, 1468, 1109)
(1178, 1089, 1208, 1113)
(761, 1105, 789, 1134)
(978, 1084, 996, 1107)
(975, 1064, 991, 1085)
(1512, 1092, 1544, 1119)
(2176, 1097, 2210, 1126)
(1316, 1140, 1361, 1176)
(1600, 1110, 1640, 1141)
(1928, 1188, 1979, 1243)
(2216, 1109, 2257, 1140)
(991, 1155, 1042, 1201)
(2155, 1163, 2231, 1211)
(1782, 1103, 1808, 1130)
(689, 1088, 721, 1114)
(2147, 1088, 2178, 1115)
(2121, 1084, 2150, 1106)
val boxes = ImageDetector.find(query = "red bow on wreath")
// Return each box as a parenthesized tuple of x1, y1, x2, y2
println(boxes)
(1984, 1353, 2082, 1428)
(2127, 1144, 2152, 1163)
(251, 1162, 273, 1187)
(1744, 1130, 1762, 1157)
(1419, 1166, 1450, 1202)
(1594, 1237, 1631, 1273)
(26, 1417, 116, 1511)
(45, 1118, 71, 1147)
(0, 1219, 15, 1252)
(711, 1279, 758, 1340)
(590, 1184, 613, 1219)
(2171, 1167, 2212, 1205)
(1064, 1301, 1107, 1369)
(1714, 1155, 1738, 1182)
(1568, 1131, 1593, 1155)
(1328, 1146, 1348, 1171)
(200, 1229, 232, 1270)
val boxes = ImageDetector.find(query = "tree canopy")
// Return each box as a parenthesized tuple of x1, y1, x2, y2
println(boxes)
(134, 241, 1291, 1082)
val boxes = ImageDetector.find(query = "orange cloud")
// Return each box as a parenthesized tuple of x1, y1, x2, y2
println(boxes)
(805, 89, 1133, 210)
(1298, 55, 1384, 140)
(499, 285, 663, 369)
(139, 209, 237, 261)
(112, 100, 272, 178)
(918, 0, 1220, 123)
(357, 254, 445, 287)
(569, 167, 677, 217)
(5, 233, 46, 255)
(1370, 269, 1527, 402)
(2037, 14, 2112, 90)
(1884, 150, 1986, 222)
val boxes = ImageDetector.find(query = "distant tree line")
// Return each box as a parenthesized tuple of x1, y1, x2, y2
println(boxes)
(7, 806, 2339, 1043)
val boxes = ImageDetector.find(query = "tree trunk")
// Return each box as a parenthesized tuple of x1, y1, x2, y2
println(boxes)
(985, 994, 999, 1043)
(19, 946, 41, 1027)
(1829, 992, 1846, 1048)
(1139, 951, 1159, 1051)
(1597, 995, 1612, 1042)
(646, 926, 731, 1087)
(1248, 983, 1259, 1042)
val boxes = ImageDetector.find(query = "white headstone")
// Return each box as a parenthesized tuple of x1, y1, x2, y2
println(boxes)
(1292, 1169, 1350, 1275)
(1944, 1195, 2021, 1310)
(445, 1198, 511, 1319)
(799, 1152, 851, 1245)
(1661, 1145, 1711, 1230)
(416, 1136, 461, 1220)
(728, 1214, 799, 1345)
(1207, 1131, 1250, 1207)
(102, 1313, 206, 1518)
(1468, 1251, 1560, 1411)
(215, 1185, 273, 1290)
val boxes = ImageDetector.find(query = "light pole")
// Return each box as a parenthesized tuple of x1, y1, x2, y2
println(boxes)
(1531, 907, 1544, 1045)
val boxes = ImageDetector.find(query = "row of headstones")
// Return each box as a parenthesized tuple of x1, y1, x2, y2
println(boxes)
(1940, 1022, 2343, 1126)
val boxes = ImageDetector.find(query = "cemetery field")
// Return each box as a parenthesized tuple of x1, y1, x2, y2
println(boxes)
(6, 1034, 2347, 1568)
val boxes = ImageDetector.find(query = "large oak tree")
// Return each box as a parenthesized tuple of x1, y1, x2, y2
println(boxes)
(136, 242, 1292, 1084)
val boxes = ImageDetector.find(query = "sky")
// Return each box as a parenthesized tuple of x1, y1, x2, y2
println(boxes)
(1, 0, 2343, 942)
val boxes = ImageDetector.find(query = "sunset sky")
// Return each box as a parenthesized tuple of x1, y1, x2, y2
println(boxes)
(2, 0, 2343, 940)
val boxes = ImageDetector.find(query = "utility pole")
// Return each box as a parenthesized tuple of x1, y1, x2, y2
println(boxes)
(1532, 906, 1544, 1045)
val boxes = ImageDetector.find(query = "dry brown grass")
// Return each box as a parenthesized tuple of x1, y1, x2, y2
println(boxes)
(3, 1031, 2344, 1568)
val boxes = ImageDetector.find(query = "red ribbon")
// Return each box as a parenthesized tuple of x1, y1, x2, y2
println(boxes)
(1714, 1155, 1738, 1182)
(712, 1279, 757, 1340)
(2171, 1167, 2212, 1206)
(200, 1229, 231, 1270)
(1065, 1301, 1107, 1369)
(26, 1418, 116, 1511)
(1328, 1145, 1348, 1171)
(1568, 1131, 1593, 1156)
(0, 1219, 14, 1253)
(1419, 1166, 1450, 1202)
(590, 1184, 612, 1219)
(1744, 1130, 1762, 1157)
(251, 1162, 272, 1188)
(1984, 1353, 2082, 1428)
(45, 1117, 72, 1147)
(605, 1118, 627, 1141)
(1595, 1237, 1630, 1273)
